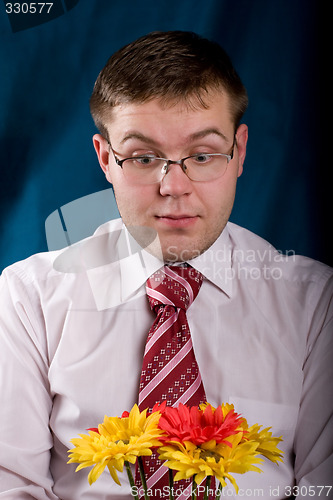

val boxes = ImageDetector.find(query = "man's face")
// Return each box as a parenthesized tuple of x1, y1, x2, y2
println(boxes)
(93, 92, 248, 262)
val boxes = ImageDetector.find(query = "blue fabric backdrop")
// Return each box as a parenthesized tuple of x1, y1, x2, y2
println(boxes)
(0, 0, 328, 272)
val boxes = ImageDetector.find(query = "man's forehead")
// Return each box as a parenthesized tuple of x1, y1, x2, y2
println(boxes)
(105, 92, 233, 144)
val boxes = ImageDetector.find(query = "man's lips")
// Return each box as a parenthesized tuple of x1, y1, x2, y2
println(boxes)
(155, 214, 199, 227)
(157, 214, 196, 219)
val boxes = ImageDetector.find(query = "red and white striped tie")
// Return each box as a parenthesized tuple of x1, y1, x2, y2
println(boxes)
(137, 265, 207, 498)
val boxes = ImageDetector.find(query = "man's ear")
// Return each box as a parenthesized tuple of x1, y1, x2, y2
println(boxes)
(235, 124, 248, 177)
(93, 134, 112, 183)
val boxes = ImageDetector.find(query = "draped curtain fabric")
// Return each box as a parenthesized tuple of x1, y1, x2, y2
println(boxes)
(0, 0, 326, 271)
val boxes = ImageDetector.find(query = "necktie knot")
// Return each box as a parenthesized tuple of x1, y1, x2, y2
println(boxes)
(146, 265, 203, 312)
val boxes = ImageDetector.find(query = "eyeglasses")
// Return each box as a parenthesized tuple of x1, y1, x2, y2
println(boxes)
(108, 140, 235, 184)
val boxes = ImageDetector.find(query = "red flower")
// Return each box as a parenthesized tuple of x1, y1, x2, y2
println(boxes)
(158, 403, 244, 446)
(151, 401, 167, 414)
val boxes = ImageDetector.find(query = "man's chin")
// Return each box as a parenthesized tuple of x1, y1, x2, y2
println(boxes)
(141, 236, 204, 263)
(124, 224, 214, 263)
(160, 241, 206, 263)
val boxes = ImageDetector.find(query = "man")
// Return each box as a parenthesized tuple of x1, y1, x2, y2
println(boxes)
(0, 31, 332, 500)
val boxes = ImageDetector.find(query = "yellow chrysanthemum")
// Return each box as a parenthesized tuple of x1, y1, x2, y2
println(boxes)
(68, 404, 164, 485)
(158, 436, 264, 494)
(244, 424, 283, 464)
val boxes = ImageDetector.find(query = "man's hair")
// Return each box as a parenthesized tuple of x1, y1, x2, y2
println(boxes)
(90, 31, 248, 140)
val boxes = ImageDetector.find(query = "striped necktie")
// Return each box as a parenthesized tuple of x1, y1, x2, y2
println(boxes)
(137, 265, 206, 498)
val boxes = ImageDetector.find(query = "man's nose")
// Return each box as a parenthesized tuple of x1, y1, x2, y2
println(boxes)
(159, 162, 193, 197)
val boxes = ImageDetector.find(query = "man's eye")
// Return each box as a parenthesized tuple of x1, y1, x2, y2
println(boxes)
(193, 153, 211, 163)
(133, 156, 157, 165)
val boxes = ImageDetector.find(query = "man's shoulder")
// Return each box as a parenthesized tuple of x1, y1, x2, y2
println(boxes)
(1, 218, 123, 287)
(1, 248, 62, 287)
(226, 221, 333, 286)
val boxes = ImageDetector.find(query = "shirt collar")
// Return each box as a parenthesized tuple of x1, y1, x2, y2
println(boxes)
(119, 222, 234, 301)
(86, 220, 233, 310)
(119, 240, 164, 302)
(188, 224, 233, 298)
(86, 221, 163, 309)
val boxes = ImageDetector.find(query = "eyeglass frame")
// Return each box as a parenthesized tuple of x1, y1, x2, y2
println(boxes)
(107, 138, 236, 182)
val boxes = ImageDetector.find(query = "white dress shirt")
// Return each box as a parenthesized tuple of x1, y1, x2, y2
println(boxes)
(0, 219, 332, 500)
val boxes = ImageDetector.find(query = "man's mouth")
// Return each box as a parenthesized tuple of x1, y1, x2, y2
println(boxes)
(155, 214, 199, 228)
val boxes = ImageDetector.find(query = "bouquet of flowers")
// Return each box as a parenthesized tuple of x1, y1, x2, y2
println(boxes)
(68, 402, 283, 499)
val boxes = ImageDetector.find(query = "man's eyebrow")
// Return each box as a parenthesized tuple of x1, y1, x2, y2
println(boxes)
(120, 128, 229, 145)
(187, 128, 228, 142)
(120, 132, 159, 145)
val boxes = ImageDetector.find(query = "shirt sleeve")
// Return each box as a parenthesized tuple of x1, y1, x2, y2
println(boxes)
(293, 270, 333, 499)
(0, 267, 58, 499)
